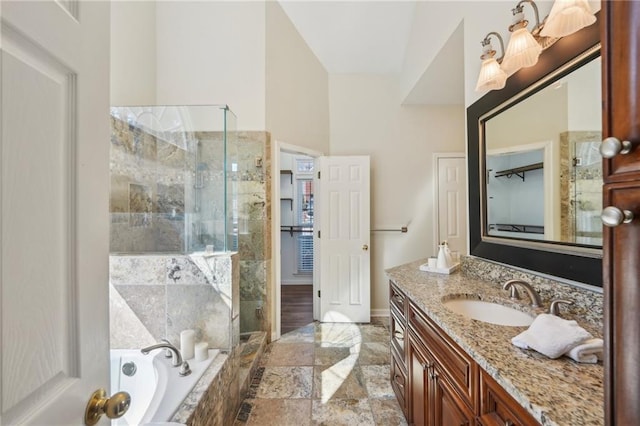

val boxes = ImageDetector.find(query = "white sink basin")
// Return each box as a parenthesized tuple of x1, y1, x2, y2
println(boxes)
(443, 299, 534, 326)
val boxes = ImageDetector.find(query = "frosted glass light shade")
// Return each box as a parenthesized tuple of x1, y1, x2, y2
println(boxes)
(540, 0, 596, 38)
(475, 58, 507, 92)
(501, 28, 543, 75)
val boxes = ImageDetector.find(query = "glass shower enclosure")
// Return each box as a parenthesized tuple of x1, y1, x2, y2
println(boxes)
(108, 105, 240, 353)
(109, 105, 238, 253)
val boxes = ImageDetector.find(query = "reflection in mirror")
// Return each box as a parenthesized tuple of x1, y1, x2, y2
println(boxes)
(482, 55, 601, 247)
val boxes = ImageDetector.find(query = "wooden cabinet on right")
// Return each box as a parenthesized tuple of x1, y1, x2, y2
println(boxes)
(390, 281, 541, 426)
(477, 370, 539, 426)
(601, 1, 640, 424)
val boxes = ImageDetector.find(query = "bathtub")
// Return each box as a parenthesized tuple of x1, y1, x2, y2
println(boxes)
(110, 348, 219, 425)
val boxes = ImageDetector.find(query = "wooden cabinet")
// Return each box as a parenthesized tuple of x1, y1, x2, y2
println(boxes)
(477, 370, 538, 426)
(390, 281, 540, 426)
(407, 301, 476, 426)
(390, 281, 409, 417)
(601, 2, 640, 424)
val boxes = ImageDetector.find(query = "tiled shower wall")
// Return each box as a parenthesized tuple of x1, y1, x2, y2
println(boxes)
(559, 130, 602, 244)
(234, 132, 272, 335)
(109, 253, 239, 351)
(109, 119, 273, 344)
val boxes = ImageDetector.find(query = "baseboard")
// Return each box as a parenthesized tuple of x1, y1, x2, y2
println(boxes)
(371, 308, 390, 318)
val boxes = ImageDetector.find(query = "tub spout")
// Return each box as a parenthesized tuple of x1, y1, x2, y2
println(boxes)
(141, 339, 183, 367)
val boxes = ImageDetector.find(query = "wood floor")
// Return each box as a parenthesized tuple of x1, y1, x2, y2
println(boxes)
(281, 284, 313, 334)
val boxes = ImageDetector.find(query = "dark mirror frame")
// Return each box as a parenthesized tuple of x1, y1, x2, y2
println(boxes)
(467, 14, 602, 287)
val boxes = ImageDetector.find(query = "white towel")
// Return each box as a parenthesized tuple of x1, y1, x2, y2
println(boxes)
(511, 314, 593, 359)
(565, 338, 604, 364)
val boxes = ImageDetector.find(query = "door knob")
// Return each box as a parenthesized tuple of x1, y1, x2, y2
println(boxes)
(85, 388, 131, 426)
(601, 206, 634, 227)
(362, 244, 369, 251)
(600, 137, 632, 158)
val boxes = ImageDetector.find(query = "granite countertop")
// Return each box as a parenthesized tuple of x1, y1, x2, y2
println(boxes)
(386, 259, 604, 426)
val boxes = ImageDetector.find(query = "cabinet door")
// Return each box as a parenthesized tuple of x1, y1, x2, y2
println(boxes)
(603, 183, 640, 424)
(602, 0, 640, 182)
(409, 332, 435, 426)
(602, 1, 640, 424)
(478, 369, 539, 426)
(433, 365, 475, 426)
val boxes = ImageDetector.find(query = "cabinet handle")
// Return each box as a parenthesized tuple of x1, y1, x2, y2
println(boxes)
(601, 206, 634, 227)
(422, 361, 431, 371)
(505, 421, 515, 426)
(393, 330, 404, 341)
(393, 294, 403, 304)
(394, 374, 404, 387)
(600, 136, 632, 158)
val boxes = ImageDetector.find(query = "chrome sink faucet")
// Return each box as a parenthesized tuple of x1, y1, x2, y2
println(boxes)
(503, 279, 542, 308)
(141, 339, 192, 376)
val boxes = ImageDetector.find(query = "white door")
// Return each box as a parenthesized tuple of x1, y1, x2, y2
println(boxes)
(1, 1, 111, 425)
(316, 156, 370, 323)
(435, 155, 467, 256)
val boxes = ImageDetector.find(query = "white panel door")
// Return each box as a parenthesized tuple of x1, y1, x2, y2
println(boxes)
(436, 156, 467, 255)
(317, 156, 370, 323)
(1, 1, 111, 425)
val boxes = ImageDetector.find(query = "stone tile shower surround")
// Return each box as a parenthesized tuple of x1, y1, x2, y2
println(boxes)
(109, 253, 239, 351)
(110, 113, 273, 338)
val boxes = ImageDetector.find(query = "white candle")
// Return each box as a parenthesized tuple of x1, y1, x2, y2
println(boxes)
(194, 342, 209, 362)
(180, 329, 195, 360)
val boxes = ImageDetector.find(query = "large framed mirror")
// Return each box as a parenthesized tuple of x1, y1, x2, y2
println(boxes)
(467, 14, 602, 287)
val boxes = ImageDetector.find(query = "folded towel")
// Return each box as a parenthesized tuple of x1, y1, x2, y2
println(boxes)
(511, 314, 593, 359)
(565, 338, 604, 364)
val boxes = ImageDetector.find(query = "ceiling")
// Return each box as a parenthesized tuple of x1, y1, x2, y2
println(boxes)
(278, 1, 464, 105)
(278, 1, 417, 74)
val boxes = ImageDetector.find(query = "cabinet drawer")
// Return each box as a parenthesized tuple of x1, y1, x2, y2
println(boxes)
(391, 350, 408, 417)
(390, 309, 407, 363)
(408, 300, 476, 408)
(390, 281, 407, 316)
(478, 369, 540, 426)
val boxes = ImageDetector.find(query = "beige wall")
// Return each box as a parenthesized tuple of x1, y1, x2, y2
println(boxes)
(110, 1, 157, 105)
(155, 1, 266, 130)
(328, 74, 465, 313)
(266, 2, 330, 154)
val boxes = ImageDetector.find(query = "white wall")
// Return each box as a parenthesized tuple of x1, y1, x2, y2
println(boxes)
(155, 1, 266, 130)
(328, 74, 465, 313)
(110, 1, 157, 106)
(397, 1, 605, 108)
(266, 2, 330, 154)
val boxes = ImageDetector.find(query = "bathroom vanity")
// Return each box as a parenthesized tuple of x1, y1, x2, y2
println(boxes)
(386, 259, 603, 426)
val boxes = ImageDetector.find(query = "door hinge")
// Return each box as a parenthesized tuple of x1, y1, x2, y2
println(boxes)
(318, 290, 321, 297)
(318, 230, 321, 238)
(317, 171, 321, 179)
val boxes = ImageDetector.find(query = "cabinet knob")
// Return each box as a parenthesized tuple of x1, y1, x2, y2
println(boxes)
(393, 330, 404, 341)
(600, 137, 633, 158)
(422, 361, 431, 371)
(601, 206, 634, 227)
(393, 374, 404, 387)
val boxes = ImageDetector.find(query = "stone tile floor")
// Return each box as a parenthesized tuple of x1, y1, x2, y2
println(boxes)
(234, 319, 408, 426)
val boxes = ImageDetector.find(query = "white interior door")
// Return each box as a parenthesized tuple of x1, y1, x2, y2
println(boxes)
(1, 1, 111, 425)
(317, 156, 370, 323)
(435, 155, 467, 256)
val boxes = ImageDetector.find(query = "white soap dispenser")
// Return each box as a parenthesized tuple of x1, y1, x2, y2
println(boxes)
(443, 241, 453, 265)
(436, 243, 449, 269)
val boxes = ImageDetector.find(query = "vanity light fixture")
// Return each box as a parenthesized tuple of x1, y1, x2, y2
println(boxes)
(540, 0, 596, 38)
(475, 32, 507, 92)
(501, 0, 546, 75)
(475, 0, 596, 92)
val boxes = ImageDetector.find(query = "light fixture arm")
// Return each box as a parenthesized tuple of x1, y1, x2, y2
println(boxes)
(481, 32, 505, 62)
(512, 0, 542, 32)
